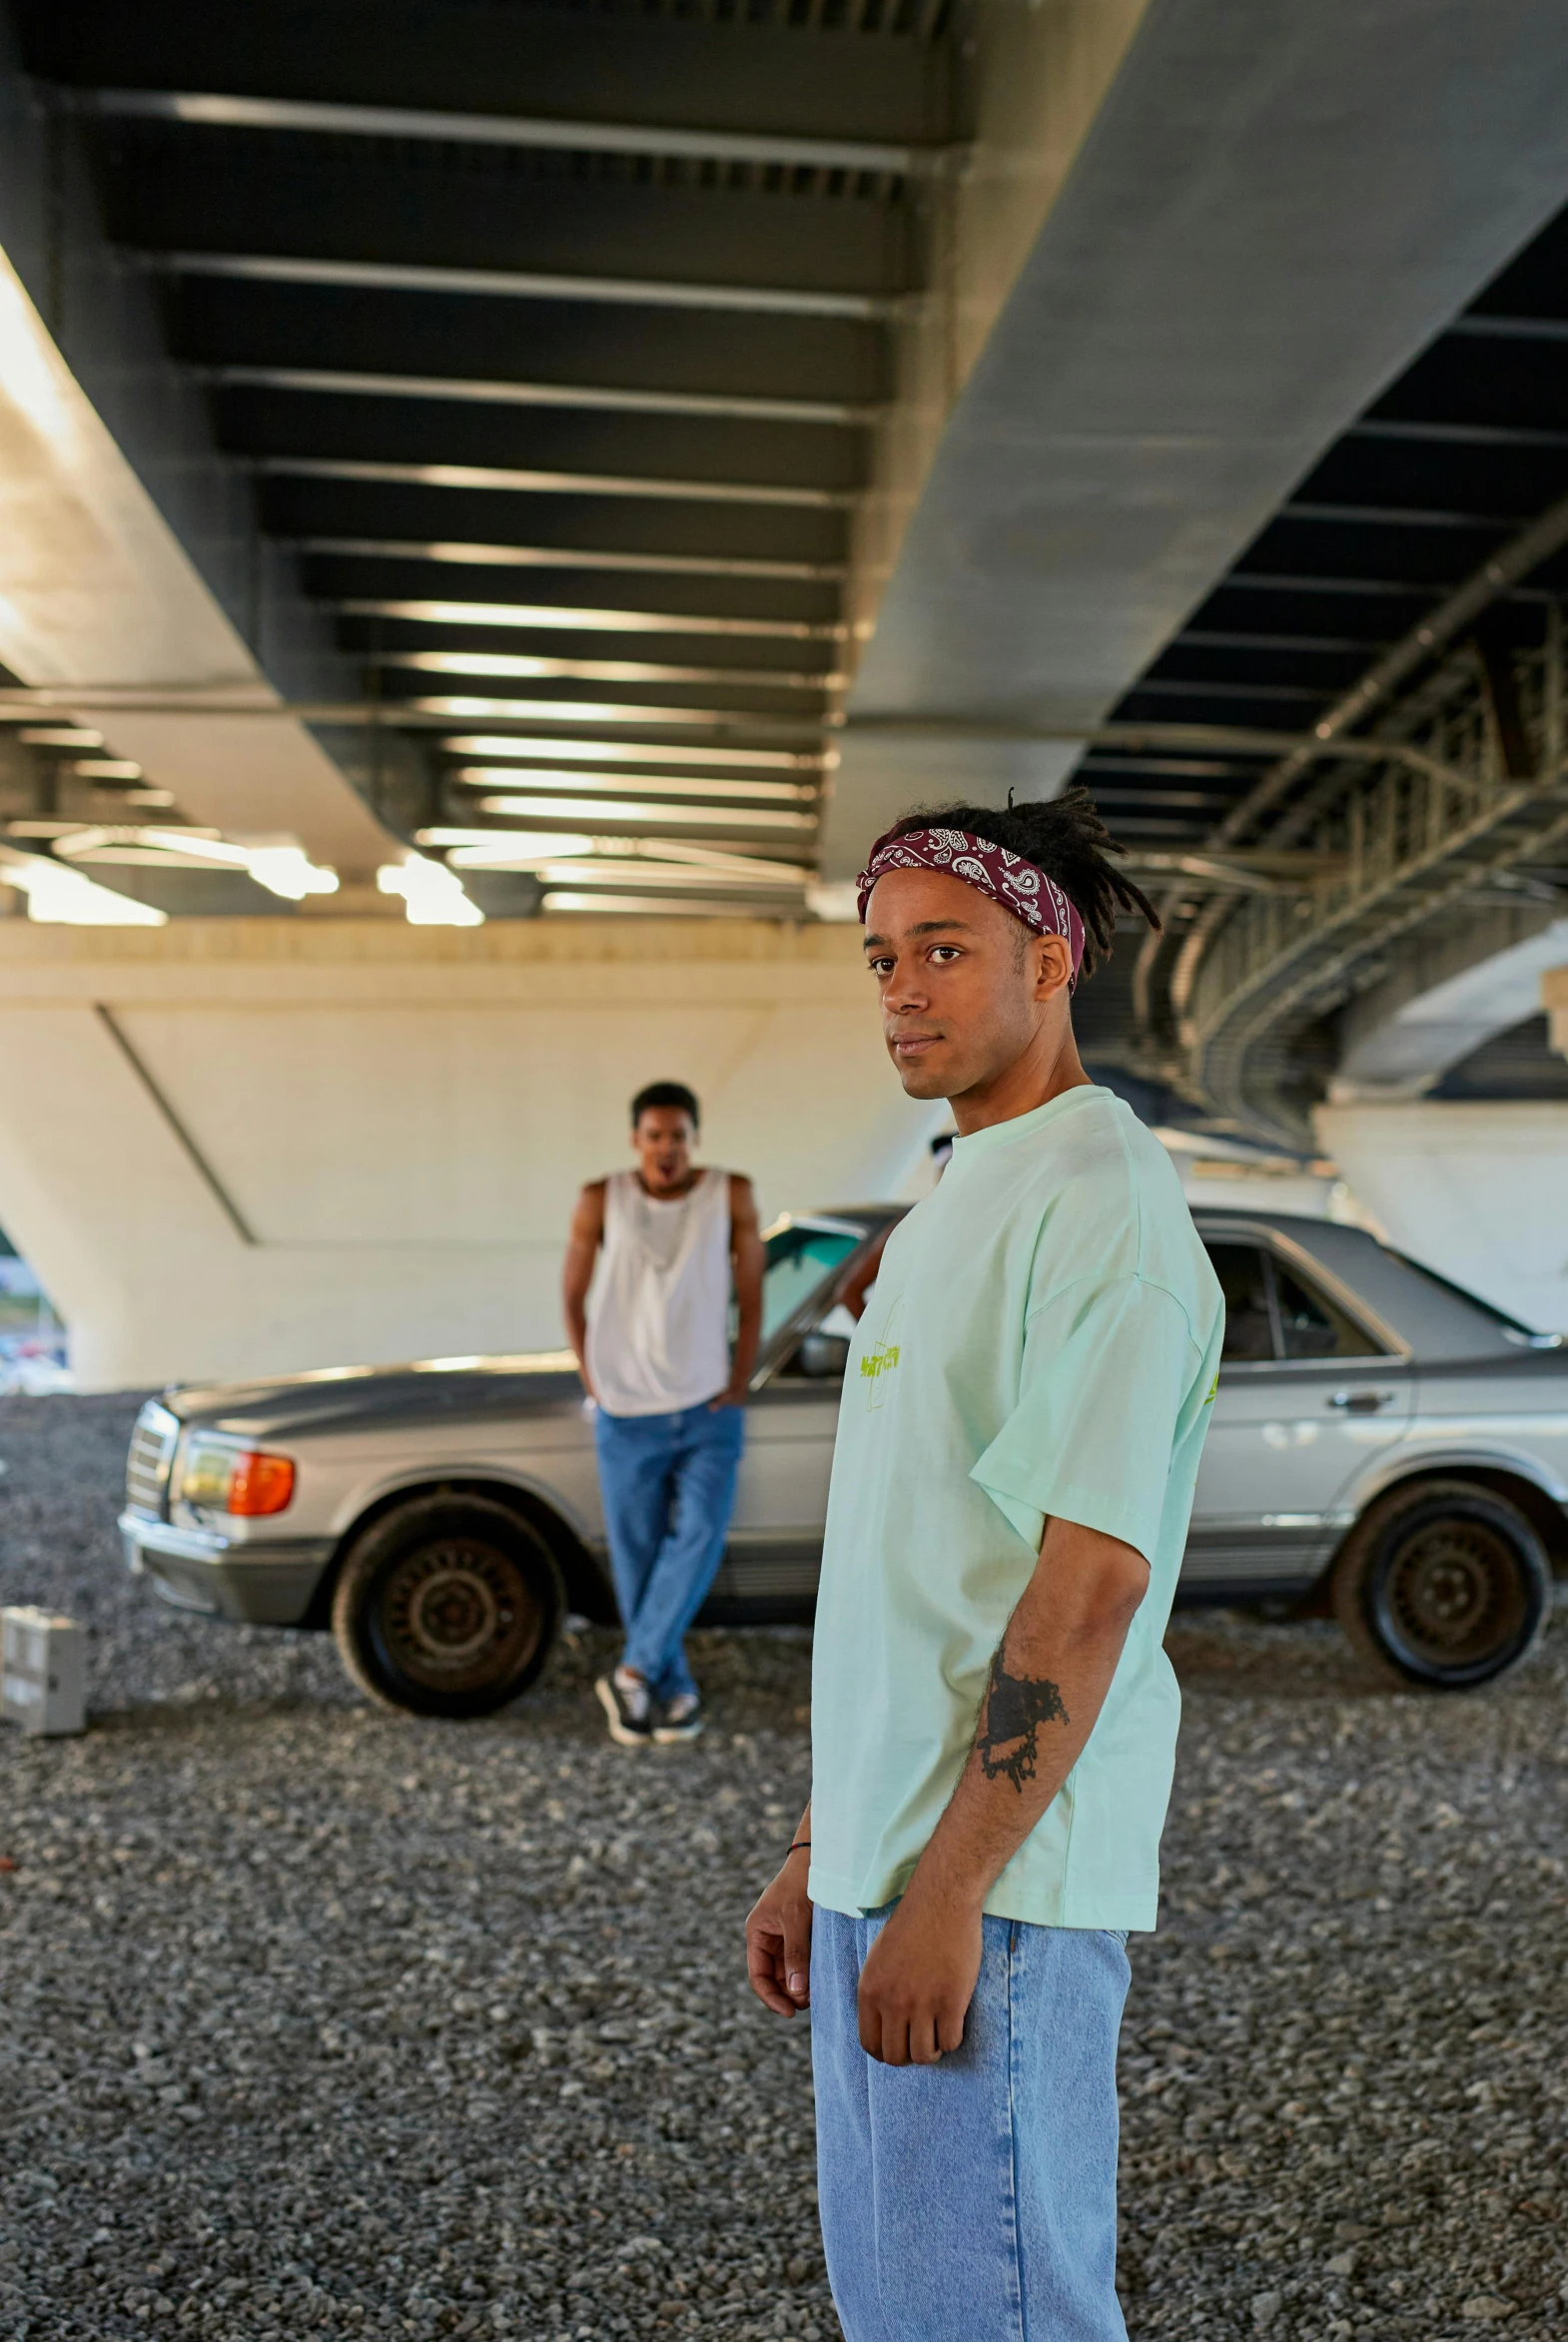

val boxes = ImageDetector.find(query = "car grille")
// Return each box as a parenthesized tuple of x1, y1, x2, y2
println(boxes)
(125, 1404, 179, 1517)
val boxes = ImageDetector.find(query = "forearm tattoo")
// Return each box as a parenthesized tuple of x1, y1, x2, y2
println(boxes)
(976, 1646, 1069, 1792)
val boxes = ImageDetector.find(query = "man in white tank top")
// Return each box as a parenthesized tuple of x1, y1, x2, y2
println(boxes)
(562, 1081, 765, 1746)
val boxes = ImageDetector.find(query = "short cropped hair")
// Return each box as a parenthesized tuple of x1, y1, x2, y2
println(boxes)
(631, 1080, 700, 1130)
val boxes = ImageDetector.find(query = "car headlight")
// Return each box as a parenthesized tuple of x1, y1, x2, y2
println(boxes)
(180, 1436, 296, 1517)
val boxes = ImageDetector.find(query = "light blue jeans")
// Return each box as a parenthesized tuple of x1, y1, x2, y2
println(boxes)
(811, 1905, 1131, 2342)
(593, 1399, 744, 1702)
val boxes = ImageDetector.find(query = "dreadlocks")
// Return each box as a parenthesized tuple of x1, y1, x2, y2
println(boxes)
(881, 784, 1161, 984)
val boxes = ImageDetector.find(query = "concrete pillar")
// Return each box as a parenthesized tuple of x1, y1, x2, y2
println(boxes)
(0, 919, 942, 1391)
(1313, 1101, 1568, 1333)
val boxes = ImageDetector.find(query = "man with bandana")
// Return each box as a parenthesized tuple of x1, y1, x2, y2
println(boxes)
(746, 787, 1224, 2342)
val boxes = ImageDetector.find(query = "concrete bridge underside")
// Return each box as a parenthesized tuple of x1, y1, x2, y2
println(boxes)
(1, 0, 1567, 1373)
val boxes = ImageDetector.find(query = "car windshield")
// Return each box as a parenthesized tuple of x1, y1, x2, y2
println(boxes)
(761, 1224, 863, 1342)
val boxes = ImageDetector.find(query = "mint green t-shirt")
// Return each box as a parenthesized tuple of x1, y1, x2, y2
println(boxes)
(808, 1086, 1224, 1934)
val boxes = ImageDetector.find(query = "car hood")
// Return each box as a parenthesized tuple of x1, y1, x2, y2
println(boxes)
(165, 1351, 587, 1441)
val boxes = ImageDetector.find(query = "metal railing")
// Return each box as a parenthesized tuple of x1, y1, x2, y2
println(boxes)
(1179, 611, 1568, 1144)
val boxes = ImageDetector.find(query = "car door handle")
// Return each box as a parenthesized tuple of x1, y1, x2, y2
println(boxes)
(1327, 1389, 1394, 1413)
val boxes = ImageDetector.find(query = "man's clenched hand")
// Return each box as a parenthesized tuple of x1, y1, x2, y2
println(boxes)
(856, 1880, 982, 2066)
(745, 1849, 812, 2017)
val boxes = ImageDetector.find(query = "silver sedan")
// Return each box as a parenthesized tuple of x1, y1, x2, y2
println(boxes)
(120, 1207, 1567, 1712)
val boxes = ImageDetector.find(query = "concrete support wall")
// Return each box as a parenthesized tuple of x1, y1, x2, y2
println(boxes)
(0, 921, 940, 1391)
(1314, 1102, 1568, 1333)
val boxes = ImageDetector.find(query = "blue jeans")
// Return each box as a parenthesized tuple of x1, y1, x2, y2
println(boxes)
(812, 1905, 1131, 2342)
(593, 1399, 744, 1702)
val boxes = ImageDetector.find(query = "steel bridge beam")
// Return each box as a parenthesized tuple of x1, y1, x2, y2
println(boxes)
(26, 4, 952, 156)
(95, 120, 923, 298)
(163, 275, 889, 412)
(1165, 472, 1568, 1141)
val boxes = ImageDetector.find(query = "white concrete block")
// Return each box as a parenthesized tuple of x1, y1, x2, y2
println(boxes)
(1, 1606, 87, 1736)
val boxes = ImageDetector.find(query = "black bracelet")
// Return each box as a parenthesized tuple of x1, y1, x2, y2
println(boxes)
(788, 1840, 811, 1855)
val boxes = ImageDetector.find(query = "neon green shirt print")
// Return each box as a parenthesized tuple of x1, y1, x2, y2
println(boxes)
(807, 1087, 1225, 1935)
(858, 1295, 903, 1409)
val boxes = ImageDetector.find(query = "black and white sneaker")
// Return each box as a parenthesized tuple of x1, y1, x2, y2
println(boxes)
(595, 1671, 653, 1747)
(653, 1692, 705, 1745)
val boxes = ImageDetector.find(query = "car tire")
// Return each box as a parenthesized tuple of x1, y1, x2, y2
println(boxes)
(1330, 1478, 1551, 1690)
(331, 1493, 564, 1718)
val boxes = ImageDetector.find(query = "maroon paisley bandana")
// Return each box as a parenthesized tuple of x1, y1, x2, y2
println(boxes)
(856, 826, 1086, 991)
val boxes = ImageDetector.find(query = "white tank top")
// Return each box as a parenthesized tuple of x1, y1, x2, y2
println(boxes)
(586, 1168, 733, 1418)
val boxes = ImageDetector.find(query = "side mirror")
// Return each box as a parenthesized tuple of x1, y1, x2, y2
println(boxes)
(796, 1332, 851, 1380)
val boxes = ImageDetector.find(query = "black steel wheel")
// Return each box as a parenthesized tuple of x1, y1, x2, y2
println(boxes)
(332, 1494, 563, 1717)
(1330, 1479, 1551, 1689)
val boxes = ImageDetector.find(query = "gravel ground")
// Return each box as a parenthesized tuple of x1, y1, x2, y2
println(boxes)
(2, 1392, 1566, 2342)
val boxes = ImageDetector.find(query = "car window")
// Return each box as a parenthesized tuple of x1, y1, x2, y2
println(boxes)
(1206, 1240, 1276, 1362)
(1387, 1251, 1549, 1342)
(774, 1330, 853, 1383)
(1273, 1259, 1378, 1359)
(760, 1226, 862, 1343)
(773, 1301, 861, 1384)
(1205, 1236, 1383, 1364)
